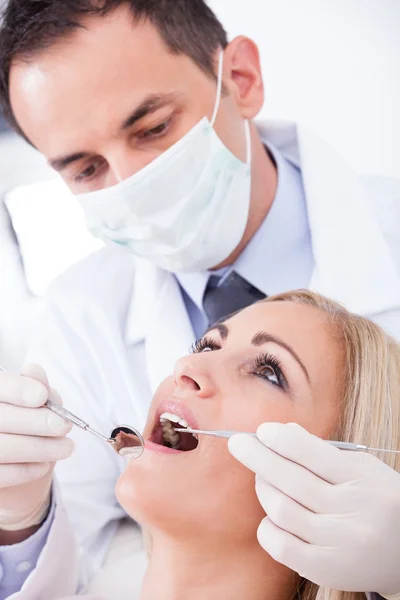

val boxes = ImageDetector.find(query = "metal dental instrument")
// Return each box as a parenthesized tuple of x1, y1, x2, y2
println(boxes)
(40, 401, 145, 459)
(174, 428, 400, 454)
(44, 402, 145, 459)
(0, 366, 145, 459)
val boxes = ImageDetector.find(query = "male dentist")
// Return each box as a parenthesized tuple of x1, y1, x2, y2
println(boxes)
(0, 1, 400, 598)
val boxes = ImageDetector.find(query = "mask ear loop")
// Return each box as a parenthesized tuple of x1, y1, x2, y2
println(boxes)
(243, 120, 252, 166)
(210, 51, 224, 127)
(210, 50, 252, 167)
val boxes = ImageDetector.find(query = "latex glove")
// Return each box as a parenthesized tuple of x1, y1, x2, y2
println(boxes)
(0, 364, 74, 531)
(228, 422, 400, 595)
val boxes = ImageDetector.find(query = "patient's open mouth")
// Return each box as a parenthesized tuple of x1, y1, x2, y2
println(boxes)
(151, 411, 199, 452)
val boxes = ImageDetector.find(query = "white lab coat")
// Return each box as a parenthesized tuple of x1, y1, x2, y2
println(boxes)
(10, 121, 400, 599)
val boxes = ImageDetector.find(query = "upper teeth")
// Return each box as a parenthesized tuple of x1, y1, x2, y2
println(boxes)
(160, 412, 189, 429)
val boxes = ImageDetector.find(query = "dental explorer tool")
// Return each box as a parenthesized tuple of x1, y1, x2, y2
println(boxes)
(0, 366, 145, 458)
(174, 428, 400, 454)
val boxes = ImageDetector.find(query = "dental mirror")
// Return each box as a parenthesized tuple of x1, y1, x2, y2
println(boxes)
(110, 425, 145, 459)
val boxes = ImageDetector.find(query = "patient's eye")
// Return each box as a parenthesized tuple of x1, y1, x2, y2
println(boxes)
(191, 336, 221, 354)
(253, 353, 288, 390)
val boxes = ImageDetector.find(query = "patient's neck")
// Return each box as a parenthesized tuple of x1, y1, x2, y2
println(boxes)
(140, 530, 299, 600)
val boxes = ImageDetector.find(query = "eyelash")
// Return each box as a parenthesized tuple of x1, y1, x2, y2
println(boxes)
(137, 118, 172, 140)
(75, 158, 106, 183)
(190, 338, 288, 390)
(190, 336, 220, 354)
(253, 353, 287, 390)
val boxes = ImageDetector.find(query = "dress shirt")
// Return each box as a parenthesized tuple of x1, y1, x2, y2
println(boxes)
(0, 495, 55, 600)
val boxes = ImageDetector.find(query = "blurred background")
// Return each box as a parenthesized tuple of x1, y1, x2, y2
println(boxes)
(0, 0, 399, 370)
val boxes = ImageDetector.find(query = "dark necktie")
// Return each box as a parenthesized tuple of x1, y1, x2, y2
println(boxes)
(202, 271, 267, 327)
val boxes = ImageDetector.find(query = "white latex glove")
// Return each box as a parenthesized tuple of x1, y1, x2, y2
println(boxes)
(0, 364, 74, 531)
(228, 422, 400, 595)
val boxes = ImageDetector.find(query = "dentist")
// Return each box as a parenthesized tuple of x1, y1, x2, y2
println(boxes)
(0, 1, 400, 598)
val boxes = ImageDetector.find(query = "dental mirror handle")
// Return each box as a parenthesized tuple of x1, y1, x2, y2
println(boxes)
(174, 429, 400, 454)
(45, 399, 113, 444)
(0, 365, 147, 459)
(0, 364, 113, 444)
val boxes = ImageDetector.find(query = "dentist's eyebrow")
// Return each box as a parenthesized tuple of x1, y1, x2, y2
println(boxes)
(49, 151, 91, 172)
(120, 92, 184, 131)
(252, 331, 310, 383)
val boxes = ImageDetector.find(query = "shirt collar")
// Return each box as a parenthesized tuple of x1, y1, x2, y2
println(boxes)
(175, 140, 311, 311)
(233, 140, 311, 295)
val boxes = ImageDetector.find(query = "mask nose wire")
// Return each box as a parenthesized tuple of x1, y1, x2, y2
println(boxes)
(210, 50, 252, 167)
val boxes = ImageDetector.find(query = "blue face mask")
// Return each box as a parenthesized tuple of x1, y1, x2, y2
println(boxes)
(76, 51, 252, 272)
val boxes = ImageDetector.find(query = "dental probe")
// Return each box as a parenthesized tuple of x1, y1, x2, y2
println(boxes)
(174, 429, 400, 454)
(0, 366, 145, 458)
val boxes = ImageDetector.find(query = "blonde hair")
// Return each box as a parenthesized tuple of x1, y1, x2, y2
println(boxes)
(264, 290, 400, 600)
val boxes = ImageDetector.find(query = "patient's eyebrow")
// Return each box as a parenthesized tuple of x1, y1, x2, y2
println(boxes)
(252, 331, 310, 383)
(204, 323, 229, 340)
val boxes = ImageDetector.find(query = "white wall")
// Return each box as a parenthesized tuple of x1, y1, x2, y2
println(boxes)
(209, 0, 400, 177)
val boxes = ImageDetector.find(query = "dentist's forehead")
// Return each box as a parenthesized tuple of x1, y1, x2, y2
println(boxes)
(9, 8, 209, 155)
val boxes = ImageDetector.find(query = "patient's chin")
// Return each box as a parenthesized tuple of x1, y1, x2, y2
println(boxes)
(116, 465, 219, 537)
(116, 454, 265, 542)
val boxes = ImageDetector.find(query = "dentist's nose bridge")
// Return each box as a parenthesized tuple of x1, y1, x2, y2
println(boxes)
(105, 144, 158, 184)
(173, 352, 221, 398)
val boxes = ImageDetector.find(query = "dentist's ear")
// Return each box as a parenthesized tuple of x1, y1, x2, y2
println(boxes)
(223, 36, 265, 120)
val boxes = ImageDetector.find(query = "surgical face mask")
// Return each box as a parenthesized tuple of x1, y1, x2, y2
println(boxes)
(76, 51, 252, 272)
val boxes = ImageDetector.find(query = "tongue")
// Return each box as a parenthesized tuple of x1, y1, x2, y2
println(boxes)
(178, 430, 199, 451)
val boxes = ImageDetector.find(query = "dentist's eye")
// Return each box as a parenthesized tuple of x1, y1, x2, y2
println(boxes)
(253, 353, 288, 390)
(76, 165, 96, 181)
(75, 158, 106, 183)
(139, 120, 171, 140)
(190, 336, 221, 354)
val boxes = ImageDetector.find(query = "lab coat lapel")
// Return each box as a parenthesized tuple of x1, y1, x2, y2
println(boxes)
(128, 258, 195, 395)
(258, 119, 400, 316)
(296, 125, 400, 315)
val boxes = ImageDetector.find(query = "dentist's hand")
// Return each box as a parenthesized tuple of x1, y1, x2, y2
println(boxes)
(229, 422, 400, 595)
(0, 365, 74, 534)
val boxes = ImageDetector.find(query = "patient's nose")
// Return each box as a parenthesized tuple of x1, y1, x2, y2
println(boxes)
(173, 356, 216, 398)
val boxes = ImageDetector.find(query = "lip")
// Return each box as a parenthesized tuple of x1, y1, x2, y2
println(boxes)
(154, 399, 200, 431)
(145, 399, 200, 455)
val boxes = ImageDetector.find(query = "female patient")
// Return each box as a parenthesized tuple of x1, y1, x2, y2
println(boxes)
(114, 290, 400, 600)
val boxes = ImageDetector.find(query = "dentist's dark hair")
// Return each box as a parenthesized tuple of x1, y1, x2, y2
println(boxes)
(0, 0, 228, 138)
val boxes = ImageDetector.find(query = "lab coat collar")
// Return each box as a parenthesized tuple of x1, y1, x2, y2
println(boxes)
(257, 120, 400, 316)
